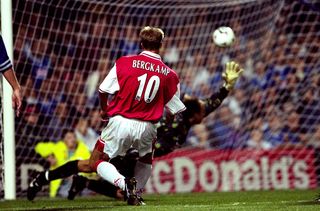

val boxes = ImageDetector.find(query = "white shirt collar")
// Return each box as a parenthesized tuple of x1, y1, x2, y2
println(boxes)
(140, 51, 161, 60)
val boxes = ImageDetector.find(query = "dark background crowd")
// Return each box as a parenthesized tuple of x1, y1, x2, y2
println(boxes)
(0, 0, 319, 196)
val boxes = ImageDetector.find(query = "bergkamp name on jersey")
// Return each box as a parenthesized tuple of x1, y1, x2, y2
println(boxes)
(132, 59, 170, 76)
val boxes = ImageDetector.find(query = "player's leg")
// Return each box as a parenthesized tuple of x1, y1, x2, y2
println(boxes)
(27, 159, 80, 201)
(133, 153, 152, 205)
(68, 174, 124, 200)
(132, 123, 156, 205)
(115, 148, 139, 178)
(28, 139, 104, 201)
(95, 116, 140, 205)
(96, 157, 140, 205)
(88, 138, 105, 171)
(68, 148, 139, 200)
(68, 138, 106, 199)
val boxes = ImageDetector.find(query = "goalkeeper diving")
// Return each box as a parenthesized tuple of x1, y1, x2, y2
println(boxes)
(155, 61, 243, 156)
(27, 61, 243, 203)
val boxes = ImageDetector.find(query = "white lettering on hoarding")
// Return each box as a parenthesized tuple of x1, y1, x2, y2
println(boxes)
(174, 157, 196, 193)
(261, 157, 270, 190)
(20, 164, 43, 190)
(198, 161, 219, 192)
(153, 161, 171, 193)
(221, 161, 241, 191)
(270, 157, 290, 189)
(293, 160, 309, 189)
(149, 155, 311, 194)
(241, 159, 260, 191)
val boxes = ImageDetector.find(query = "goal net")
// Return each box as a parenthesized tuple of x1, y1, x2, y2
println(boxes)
(1, 0, 319, 197)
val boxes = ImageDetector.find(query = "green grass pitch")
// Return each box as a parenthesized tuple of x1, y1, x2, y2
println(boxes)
(1, 189, 320, 211)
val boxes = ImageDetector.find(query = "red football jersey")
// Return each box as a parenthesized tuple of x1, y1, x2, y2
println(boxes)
(99, 51, 185, 122)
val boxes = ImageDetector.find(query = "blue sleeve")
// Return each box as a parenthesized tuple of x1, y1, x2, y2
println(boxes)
(0, 35, 12, 72)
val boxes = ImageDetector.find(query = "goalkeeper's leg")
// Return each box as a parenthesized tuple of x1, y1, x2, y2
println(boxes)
(27, 139, 105, 201)
(68, 175, 124, 200)
(27, 160, 81, 201)
(68, 148, 139, 200)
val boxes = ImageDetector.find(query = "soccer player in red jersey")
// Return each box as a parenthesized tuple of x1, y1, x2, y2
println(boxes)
(95, 26, 185, 205)
(28, 27, 185, 205)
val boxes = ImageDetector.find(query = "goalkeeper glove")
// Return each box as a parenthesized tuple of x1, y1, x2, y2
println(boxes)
(222, 61, 244, 91)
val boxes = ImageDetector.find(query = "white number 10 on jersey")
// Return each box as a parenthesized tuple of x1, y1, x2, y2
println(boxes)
(136, 73, 160, 103)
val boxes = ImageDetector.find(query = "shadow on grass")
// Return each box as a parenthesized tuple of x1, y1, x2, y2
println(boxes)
(24, 204, 126, 211)
(290, 200, 320, 206)
(26, 207, 110, 211)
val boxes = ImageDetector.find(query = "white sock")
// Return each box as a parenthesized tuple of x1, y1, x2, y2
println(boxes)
(134, 161, 152, 194)
(97, 161, 126, 190)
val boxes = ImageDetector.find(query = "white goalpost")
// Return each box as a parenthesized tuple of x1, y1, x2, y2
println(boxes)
(1, 0, 16, 200)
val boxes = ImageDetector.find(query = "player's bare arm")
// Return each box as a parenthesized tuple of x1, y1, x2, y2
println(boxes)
(98, 91, 110, 122)
(0, 35, 22, 116)
(2, 69, 22, 116)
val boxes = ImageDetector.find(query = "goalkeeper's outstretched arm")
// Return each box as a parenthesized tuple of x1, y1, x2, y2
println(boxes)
(154, 61, 243, 157)
(202, 61, 244, 117)
(202, 86, 229, 117)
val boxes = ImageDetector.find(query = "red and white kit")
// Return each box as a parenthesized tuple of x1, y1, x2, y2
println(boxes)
(99, 51, 185, 158)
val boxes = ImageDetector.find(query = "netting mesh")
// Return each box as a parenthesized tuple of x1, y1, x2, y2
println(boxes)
(0, 0, 319, 197)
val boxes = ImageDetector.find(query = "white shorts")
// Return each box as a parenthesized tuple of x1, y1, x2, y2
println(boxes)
(101, 115, 157, 159)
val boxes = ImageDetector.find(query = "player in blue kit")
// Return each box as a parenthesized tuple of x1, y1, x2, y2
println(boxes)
(0, 34, 22, 115)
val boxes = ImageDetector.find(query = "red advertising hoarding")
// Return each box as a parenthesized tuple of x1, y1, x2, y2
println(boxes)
(145, 147, 317, 193)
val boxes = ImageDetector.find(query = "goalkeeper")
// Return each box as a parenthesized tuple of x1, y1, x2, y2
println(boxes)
(27, 61, 243, 202)
(155, 61, 243, 157)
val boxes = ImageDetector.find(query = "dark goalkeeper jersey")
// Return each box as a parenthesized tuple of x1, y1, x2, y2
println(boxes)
(154, 86, 229, 157)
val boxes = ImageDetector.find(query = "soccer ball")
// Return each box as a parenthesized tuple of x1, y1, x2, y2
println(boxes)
(212, 26, 235, 47)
